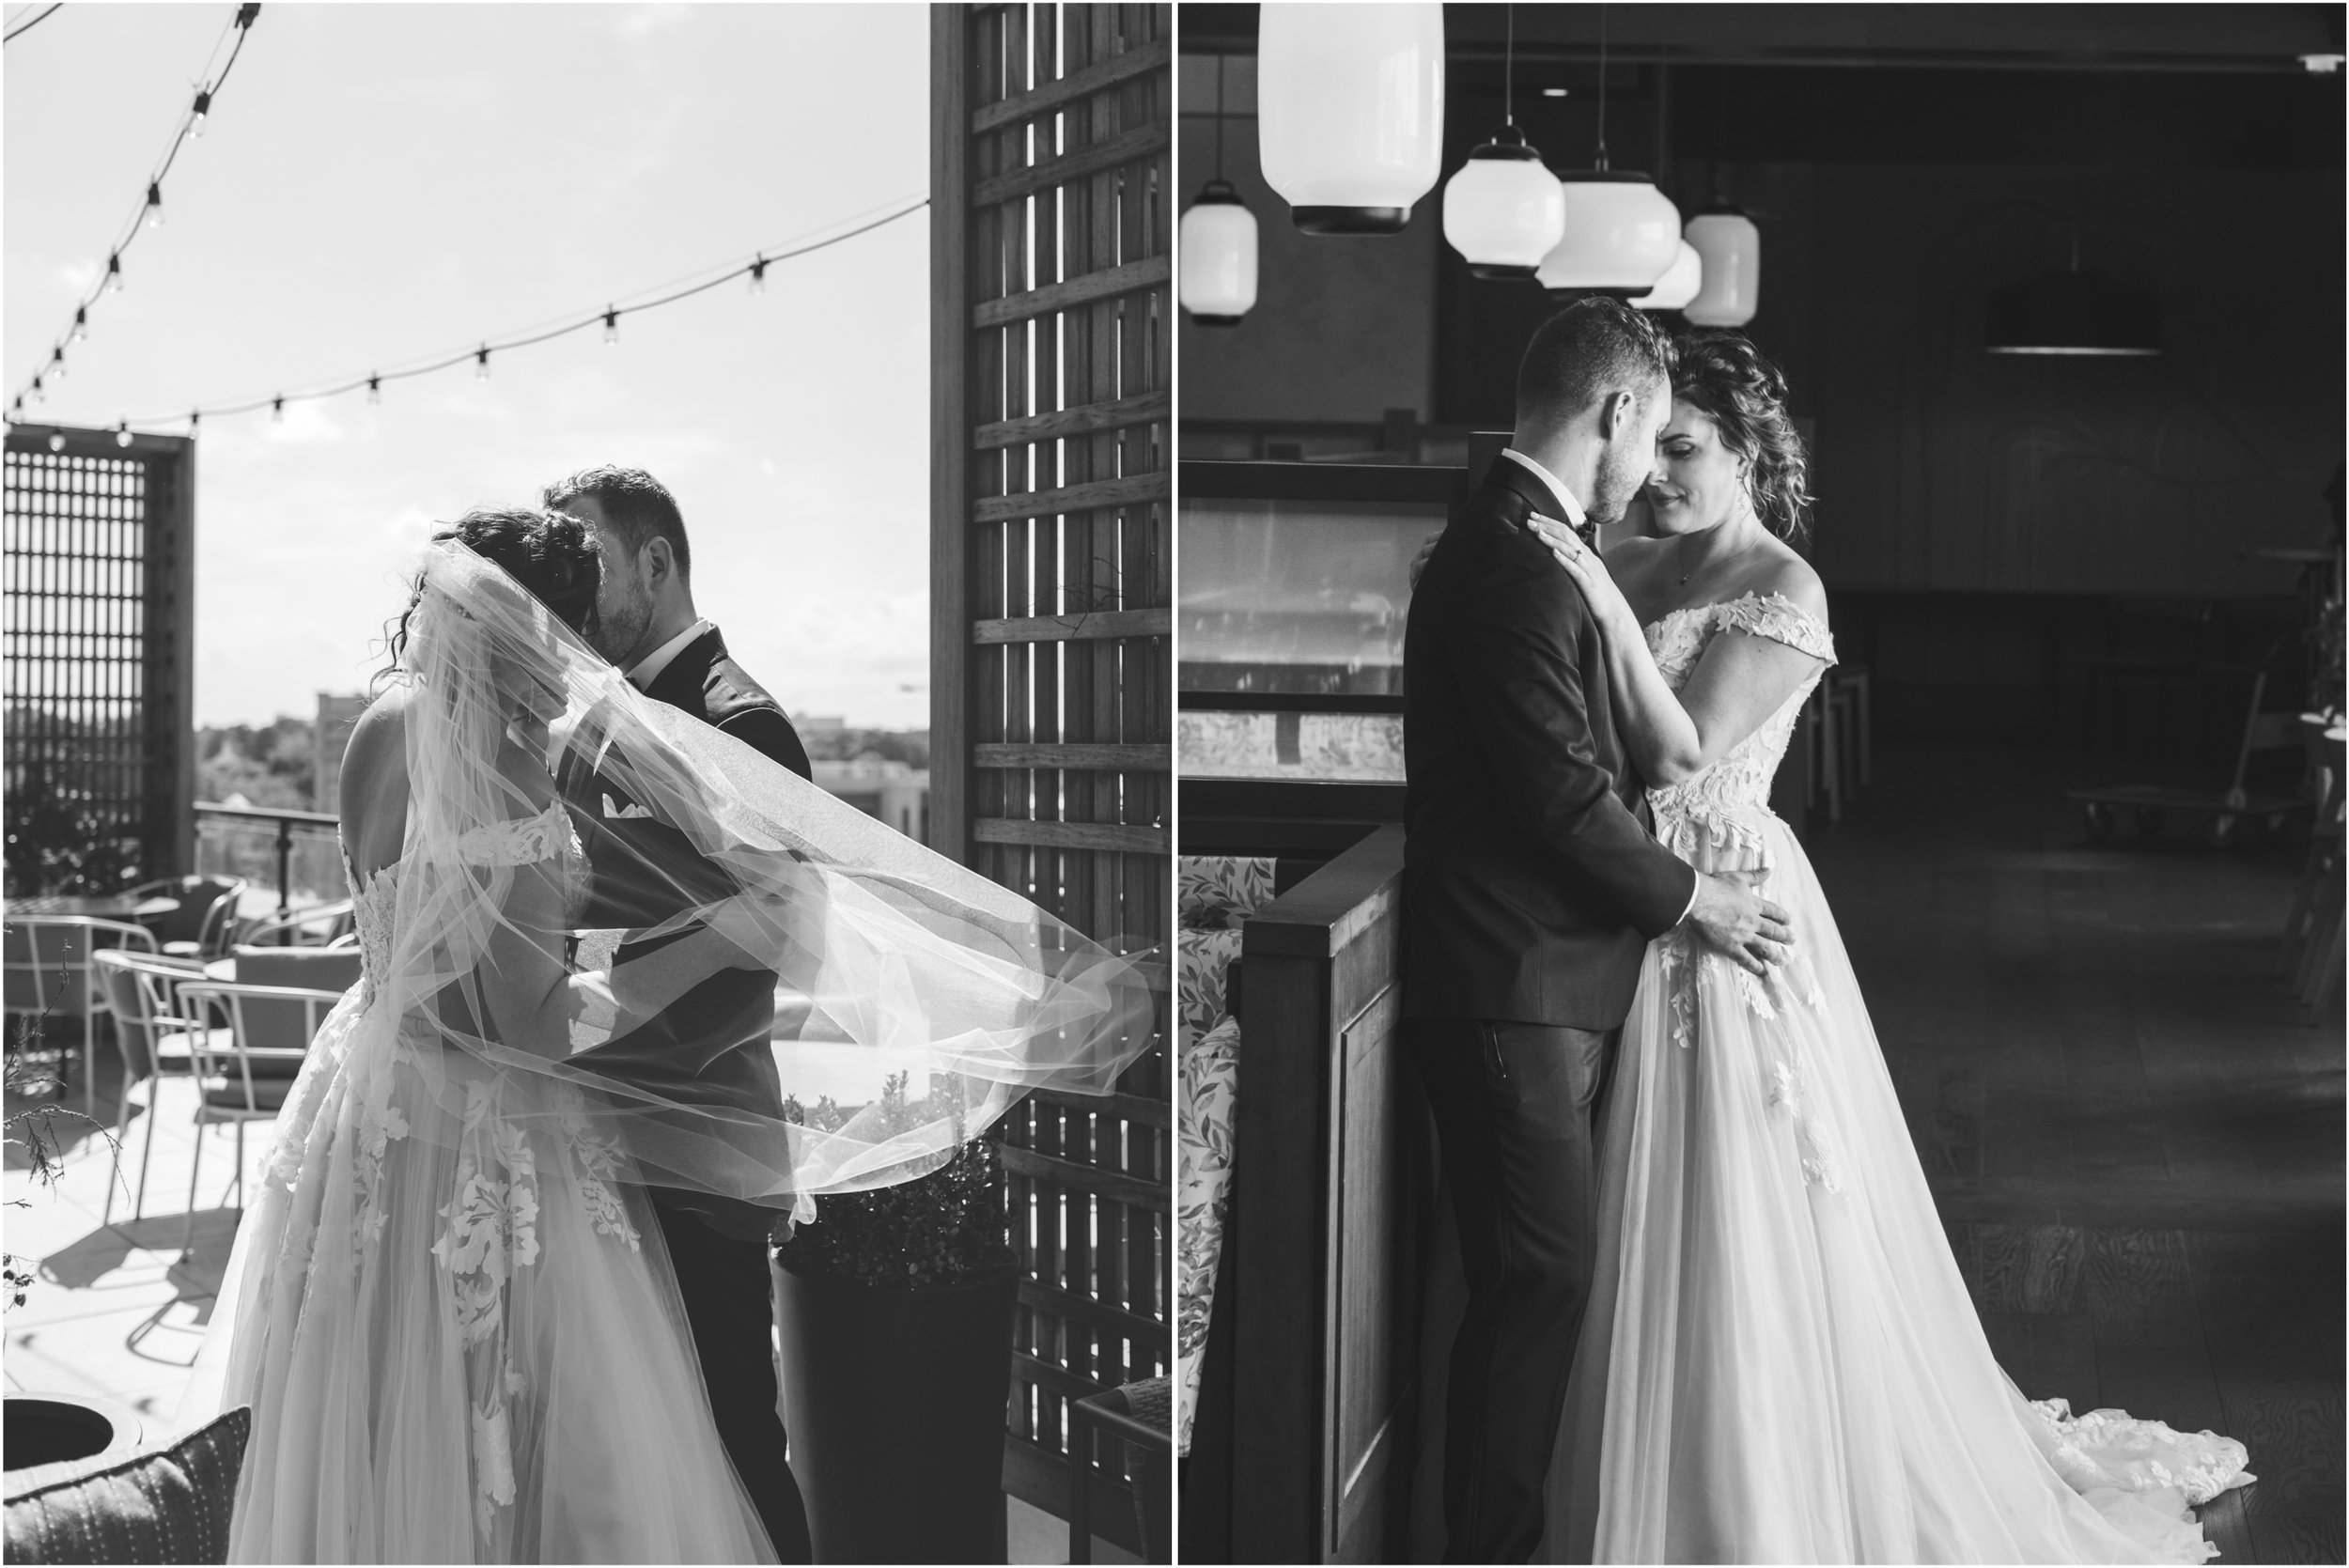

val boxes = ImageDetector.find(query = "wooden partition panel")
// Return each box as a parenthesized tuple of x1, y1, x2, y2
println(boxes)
(1221, 825, 1438, 1562)
(931, 3, 1172, 1543)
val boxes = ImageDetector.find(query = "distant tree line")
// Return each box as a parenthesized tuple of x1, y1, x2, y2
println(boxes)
(801, 729, 928, 768)
(198, 718, 315, 812)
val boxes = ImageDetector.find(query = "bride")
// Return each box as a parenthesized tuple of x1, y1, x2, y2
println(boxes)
(1524, 334, 2251, 1563)
(194, 509, 1153, 1561)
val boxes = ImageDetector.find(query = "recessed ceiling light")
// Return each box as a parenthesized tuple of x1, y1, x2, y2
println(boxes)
(1542, 86, 1569, 97)
(2300, 53, 2343, 72)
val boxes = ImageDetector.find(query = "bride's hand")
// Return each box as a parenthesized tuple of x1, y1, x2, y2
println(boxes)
(1527, 516, 1641, 648)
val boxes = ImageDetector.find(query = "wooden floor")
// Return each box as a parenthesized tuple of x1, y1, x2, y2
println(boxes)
(1807, 739, 2345, 1566)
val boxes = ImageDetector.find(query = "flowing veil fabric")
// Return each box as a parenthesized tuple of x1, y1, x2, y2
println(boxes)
(191, 540, 1158, 1560)
(1541, 594, 2249, 1565)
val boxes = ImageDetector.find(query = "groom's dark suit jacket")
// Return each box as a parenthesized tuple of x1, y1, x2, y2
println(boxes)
(1402, 463, 1697, 1031)
(558, 628, 813, 1240)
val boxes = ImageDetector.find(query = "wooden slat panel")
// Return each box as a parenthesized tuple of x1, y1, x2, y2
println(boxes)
(1002, 1142, 1170, 1212)
(1017, 1276, 1170, 1352)
(972, 817, 1168, 855)
(970, 32, 1170, 131)
(972, 255, 1172, 330)
(1029, 1084, 1173, 1129)
(972, 607, 1171, 644)
(972, 120, 1171, 209)
(972, 741, 1171, 770)
(974, 388, 1170, 451)
(971, 470, 1169, 524)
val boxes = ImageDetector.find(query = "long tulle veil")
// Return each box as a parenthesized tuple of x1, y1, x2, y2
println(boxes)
(370, 537, 1158, 1206)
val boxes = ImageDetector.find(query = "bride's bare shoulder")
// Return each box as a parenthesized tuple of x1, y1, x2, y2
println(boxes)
(1747, 539, 1828, 627)
(340, 690, 412, 829)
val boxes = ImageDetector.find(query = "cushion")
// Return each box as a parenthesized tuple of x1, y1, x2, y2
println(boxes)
(1176, 855, 1275, 930)
(4, 1405, 249, 1564)
(1177, 927, 1243, 1041)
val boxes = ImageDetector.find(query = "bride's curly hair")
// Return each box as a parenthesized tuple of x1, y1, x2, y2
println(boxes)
(1670, 331, 1813, 543)
(375, 507, 602, 691)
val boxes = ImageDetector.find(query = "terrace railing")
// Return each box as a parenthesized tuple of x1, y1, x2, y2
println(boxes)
(194, 801, 345, 924)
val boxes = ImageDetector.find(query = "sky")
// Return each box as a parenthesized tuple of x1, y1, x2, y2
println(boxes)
(5, 2, 932, 729)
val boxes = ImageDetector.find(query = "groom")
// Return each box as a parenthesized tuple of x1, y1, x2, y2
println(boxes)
(545, 464, 816, 1563)
(1402, 299, 1793, 1562)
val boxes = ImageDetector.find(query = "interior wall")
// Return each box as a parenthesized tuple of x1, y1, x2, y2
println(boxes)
(1177, 55, 1440, 425)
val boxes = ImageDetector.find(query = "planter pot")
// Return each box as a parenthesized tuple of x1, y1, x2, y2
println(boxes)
(774, 1256, 1018, 1564)
(3, 1393, 144, 1471)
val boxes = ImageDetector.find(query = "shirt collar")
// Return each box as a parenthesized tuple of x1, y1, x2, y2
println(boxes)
(1498, 448, 1588, 529)
(626, 618, 716, 691)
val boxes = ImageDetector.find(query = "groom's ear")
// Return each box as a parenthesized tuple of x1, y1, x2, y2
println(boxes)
(1595, 388, 1638, 442)
(643, 536, 676, 589)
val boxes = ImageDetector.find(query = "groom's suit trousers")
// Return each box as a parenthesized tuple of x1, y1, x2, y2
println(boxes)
(1409, 1017, 1615, 1565)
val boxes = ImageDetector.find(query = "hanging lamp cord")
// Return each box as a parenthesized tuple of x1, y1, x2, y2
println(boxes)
(1214, 54, 1225, 179)
(1595, 2, 1610, 169)
(1504, 4, 1516, 128)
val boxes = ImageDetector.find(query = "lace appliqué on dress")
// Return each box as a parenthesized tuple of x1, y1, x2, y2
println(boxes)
(2030, 1397, 2256, 1511)
(454, 798, 578, 868)
(1645, 590, 1842, 1194)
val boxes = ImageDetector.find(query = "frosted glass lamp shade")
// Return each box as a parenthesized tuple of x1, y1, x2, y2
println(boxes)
(1181, 182, 1260, 325)
(1536, 171, 1682, 294)
(1258, 1, 1445, 235)
(1632, 240, 1703, 311)
(1442, 130, 1565, 280)
(1684, 206, 1761, 326)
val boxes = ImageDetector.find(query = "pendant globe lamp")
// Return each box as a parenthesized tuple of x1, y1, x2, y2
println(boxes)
(1984, 232, 2158, 356)
(1683, 198, 1761, 326)
(1258, 2, 1445, 236)
(1442, 7, 1564, 280)
(1631, 239, 1703, 311)
(1535, 7, 1679, 295)
(1182, 57, 1260, 325)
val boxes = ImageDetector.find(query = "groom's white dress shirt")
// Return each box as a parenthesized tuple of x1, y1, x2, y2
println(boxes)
(1499, 447, 1587, 531)
(626, 618, 717, 691)
(1496, 448, 1699, 928)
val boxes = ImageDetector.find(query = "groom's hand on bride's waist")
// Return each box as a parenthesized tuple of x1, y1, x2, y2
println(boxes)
(1682, 871, 1795, 978)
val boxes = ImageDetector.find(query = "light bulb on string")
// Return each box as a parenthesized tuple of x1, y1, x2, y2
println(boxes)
(475, 347, 491, 380)
(48, 434, 65, 453)
(749, 257, 768, 297)
(70, 308, 88, 345)
(29, 377, 44, 404)
(115, 424, 132, 448)
(366, 375, 381, 407)
(48, 349, 66, 382)
(190, 89, 210, 139)
(603, 308, 620, 347)
(271, 396, 284, 424)
(145, 183, 163, 229)
(189, 411, 200, 434)
(105, 254, 123, 293)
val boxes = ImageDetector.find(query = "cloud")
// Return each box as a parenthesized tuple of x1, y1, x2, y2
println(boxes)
(614, 5, 695, 43)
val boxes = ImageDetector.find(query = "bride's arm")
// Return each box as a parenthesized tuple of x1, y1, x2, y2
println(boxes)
(1532, 522, 1828, 786)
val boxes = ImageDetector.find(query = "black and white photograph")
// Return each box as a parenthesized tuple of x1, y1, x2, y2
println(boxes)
(5, 6, 1172, 1564)
(1173, 6, 2342, 1565)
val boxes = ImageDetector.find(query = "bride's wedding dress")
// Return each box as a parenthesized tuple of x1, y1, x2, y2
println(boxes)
(192, 540, 1154, 1562)
(1548, 591, 2250, 1564)
(217, 814, 777, 1562)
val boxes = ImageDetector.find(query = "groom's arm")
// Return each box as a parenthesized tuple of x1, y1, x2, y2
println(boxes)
(1451, 558, 1697, 939)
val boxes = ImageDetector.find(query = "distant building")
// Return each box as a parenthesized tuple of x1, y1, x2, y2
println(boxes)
(314, 692, 367, 814)
(812, 753, 929, 845)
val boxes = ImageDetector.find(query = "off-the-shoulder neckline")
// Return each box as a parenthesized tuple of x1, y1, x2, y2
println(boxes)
(1644, 588, 1828, 636)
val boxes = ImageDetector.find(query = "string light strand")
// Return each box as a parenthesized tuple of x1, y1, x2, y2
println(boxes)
(8, 3, 260, 409)
(83, 193, 929, 431)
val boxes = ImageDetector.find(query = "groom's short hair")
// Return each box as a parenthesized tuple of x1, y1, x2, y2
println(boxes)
(543, 465, 692, 579)
(1516, 296, 1672, 428)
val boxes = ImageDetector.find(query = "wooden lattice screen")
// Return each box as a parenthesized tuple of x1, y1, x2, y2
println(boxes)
(3, 426, 196, 896)
(929, 1, 1172, 1541)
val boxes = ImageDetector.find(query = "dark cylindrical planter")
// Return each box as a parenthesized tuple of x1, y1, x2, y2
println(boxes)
(3, 1393, 143, 1470)
(774, 1257, 1018, 1564)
